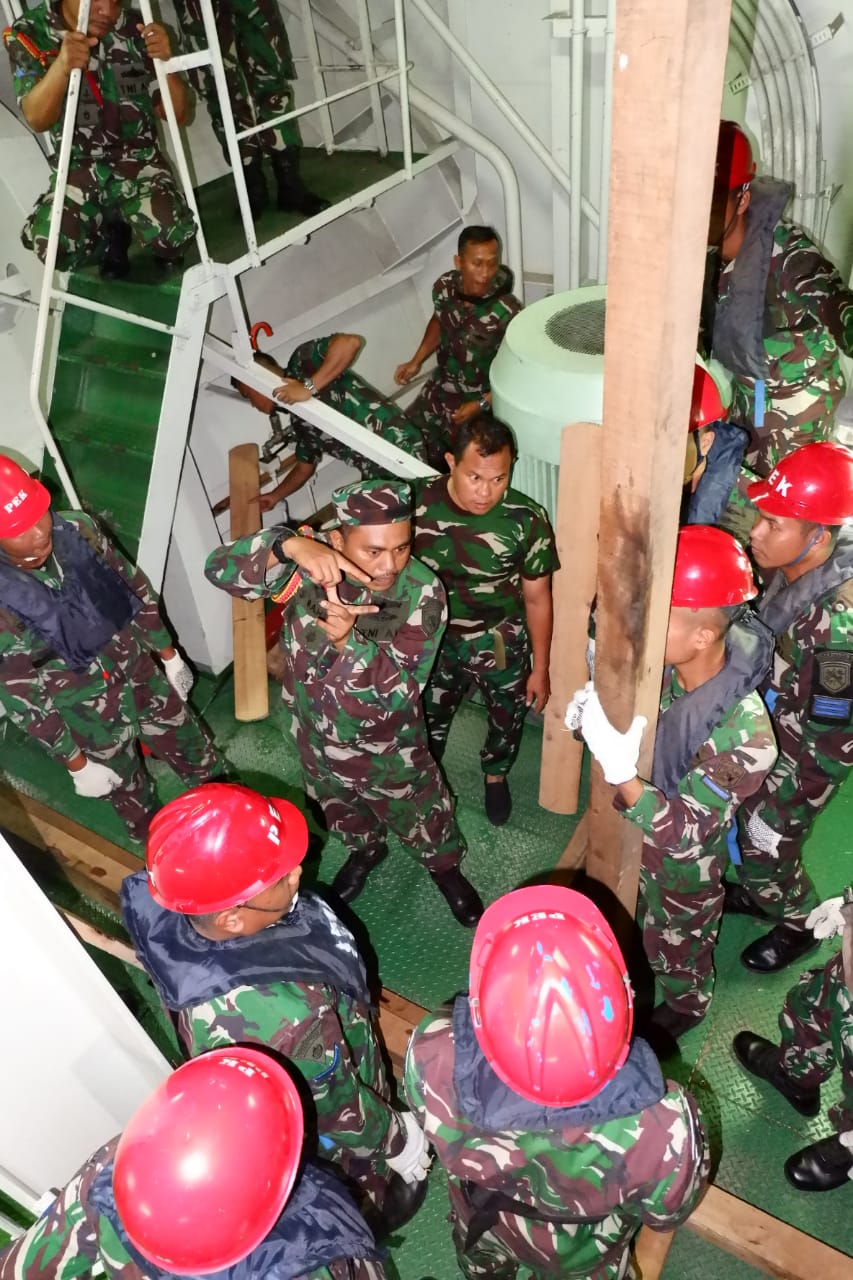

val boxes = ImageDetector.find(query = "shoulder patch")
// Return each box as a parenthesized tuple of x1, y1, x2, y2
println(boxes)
(702, 756, 746, 792)
(421, 595, 444, 638)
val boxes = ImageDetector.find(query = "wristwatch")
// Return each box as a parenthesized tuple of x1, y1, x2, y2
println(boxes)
(270, 527, 297, 563)
(303, 377, 318, 396)
(478, 395, 490, 411)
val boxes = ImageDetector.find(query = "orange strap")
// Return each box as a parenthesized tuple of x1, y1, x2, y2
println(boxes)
(271, 525, 315, 605)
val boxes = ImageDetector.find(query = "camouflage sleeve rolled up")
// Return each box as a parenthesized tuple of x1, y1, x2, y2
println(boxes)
(0, 1137, 140, 1280)
(204, 526, 291, 600)
(615, 691, 778, 855)
(178, 982, 404, 1159)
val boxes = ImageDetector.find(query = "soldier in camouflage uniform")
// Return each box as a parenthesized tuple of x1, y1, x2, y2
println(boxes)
(121, 783, 430, 1229)
(204, 477, 484, 924)
(0, 457, 220, 842)
(723, 444, 853, 974)
(171, 0, 327, 218)
(404, 886, 709, 1279)
(413, 415, 557, 827)
(394, 227, 523, 469)
(572, 526, 777, 1039)
(733, 890, 853, 1192)
(703, 121, 853, 481)
(229, 331, 427, 514)
(4, 0, 195, 275)
(0, 1049, 390, 1280)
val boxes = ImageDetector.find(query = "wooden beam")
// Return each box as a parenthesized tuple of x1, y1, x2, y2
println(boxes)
(587, 0, 733, 913)
(687, 1186, 853, 1280)
(540, 423, 601, 814)
(229, 443, 270, 722)
(633, 1225, 676, 1278)
(556, 811, 589, 871)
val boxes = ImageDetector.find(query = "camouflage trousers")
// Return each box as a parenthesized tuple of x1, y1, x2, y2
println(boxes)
(446, 1178, 635, 1280)
(407, 378, 481, 471)
(24, 151, 195, 272)
(314, 998, 402, 1212)
(778, 953, 853, 1131)
(63, 649, 221, 840)
(424, 620, 531, 778)
(173, 0, 301, 162)
(733, 752, 833, 925)
(638, 836, 727, 1018)
(732, 375, 842, 478)
(295, 728, 466, 873)
(319, 374, 429, 470)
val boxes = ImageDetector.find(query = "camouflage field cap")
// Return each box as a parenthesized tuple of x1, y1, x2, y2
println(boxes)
(333, 478, 413, 526)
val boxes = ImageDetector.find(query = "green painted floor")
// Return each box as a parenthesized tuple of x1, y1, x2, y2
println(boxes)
(2, 673, 852, 1276)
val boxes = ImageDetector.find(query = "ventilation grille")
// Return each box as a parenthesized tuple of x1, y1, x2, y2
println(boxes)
(544, 299, 606, 355)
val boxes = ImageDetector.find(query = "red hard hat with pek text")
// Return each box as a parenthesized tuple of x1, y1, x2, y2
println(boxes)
(670, 525, 757, 609)
(0, 456, 50, 538)
(468, 886, 633, 1106)
(747, 442, 853, 525)
(146, 782, 309, 913)
(113, 1048, 304, 1274)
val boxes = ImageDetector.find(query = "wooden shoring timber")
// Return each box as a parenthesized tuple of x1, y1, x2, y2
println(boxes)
(10, 794, 851, 1279)
(588, 0, 733, 915)
(539, 424, 601, 815)
(229, 443, 270, 722)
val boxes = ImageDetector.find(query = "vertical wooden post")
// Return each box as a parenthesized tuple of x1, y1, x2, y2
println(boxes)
(540, 423, 601, 814)
(586, 0, 733, 911)
(229, 444, 270, 722)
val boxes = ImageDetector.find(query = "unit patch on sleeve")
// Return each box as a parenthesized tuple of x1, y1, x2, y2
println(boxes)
(810, 649, 853, 724)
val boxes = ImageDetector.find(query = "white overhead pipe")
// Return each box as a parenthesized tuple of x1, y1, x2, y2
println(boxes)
(568, 0, 585, 289)
(596, 0, 616, 282)
(407, 0, 599, 228)
(405, 84, 523, 290)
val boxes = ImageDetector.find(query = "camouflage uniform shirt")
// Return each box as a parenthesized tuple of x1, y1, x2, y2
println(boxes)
(413, 477, 557, 629)
(285, 337, 426, 473)
(404, 1007, 709, 1279)
(723, 222, 853, 474)
(0, 511, 171, 762)
(5, 2, 165, 165)
(0, 1138, 388, 1280)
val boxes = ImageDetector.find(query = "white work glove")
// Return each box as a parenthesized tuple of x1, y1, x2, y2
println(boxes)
(564, 681, 594, 733)
(386, 1110, 431, 1184)
(580, 689, 647, 786)
(805, 896, 847, 940)
(70, 758, 122, 798)
(586, 635, 596, 680)
(163, 652, 194, 702)
(745, 809, 782, 859)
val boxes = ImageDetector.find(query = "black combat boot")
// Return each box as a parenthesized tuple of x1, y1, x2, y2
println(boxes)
(429, 866, 484, 927)
(740, 923, 819, 973)
(484, 776, 512, 826)
(241, 158, 269, 219)
(647, 1003, 705, 1041)
(100, 215, 132, 279)
(374, 1173, 429, 1238)
(785, 1135, 853, 1191)
(330, 845, 388, 903)
(271, 147, 330, 215)
(732, 1031, 820, 1116)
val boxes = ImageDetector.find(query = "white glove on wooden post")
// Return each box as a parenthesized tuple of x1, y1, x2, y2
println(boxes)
(580, 690, 647, 785)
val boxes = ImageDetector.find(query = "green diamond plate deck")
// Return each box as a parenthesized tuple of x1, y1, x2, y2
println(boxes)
(2, 675, 853, 1275)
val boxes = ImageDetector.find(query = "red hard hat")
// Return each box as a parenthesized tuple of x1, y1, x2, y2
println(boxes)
(0, 456, 50, 538)
(468, 886, 632, 1106)
(690, 365, 726, 431)
(671, 525, 757, 608)
(717, 120, 755, 190)
(146, 783, 309, 913)
(114, 1048, 304, 1274)
(747, 442, 853, 524)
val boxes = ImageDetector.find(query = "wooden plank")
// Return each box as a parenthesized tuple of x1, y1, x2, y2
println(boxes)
(556, 811, 589, 871)
(633, 1225, 676, 1278)
(687, 1186, 853, 1280)
(587, 0, 732, 914)
(539, 423, 601, 815)
(0, 783, 139, 911)
(229, 443, 269, 722)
